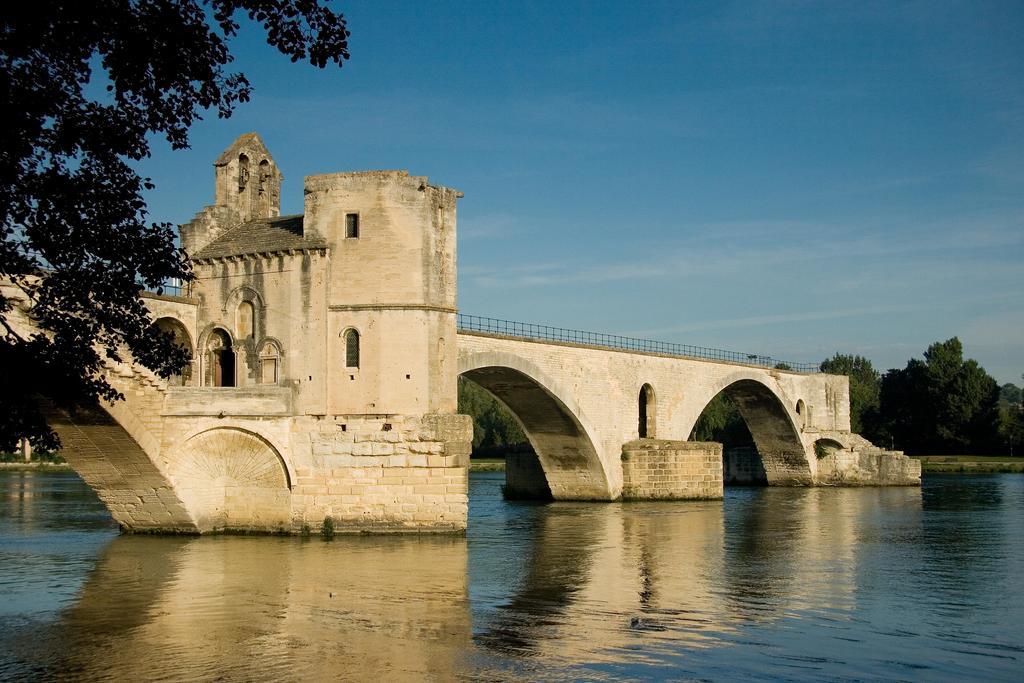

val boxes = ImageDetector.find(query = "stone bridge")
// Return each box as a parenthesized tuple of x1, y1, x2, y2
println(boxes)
(6, 133, 919, 535)
(457, 327, 914, 501)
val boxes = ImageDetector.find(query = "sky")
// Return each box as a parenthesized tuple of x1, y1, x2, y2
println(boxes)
(136, 0, 1024, 384)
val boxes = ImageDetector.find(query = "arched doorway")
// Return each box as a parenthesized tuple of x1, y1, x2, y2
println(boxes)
(207, 329, 235, 387)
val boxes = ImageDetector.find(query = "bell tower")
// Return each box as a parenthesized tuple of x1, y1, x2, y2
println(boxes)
(213, 132, 282, 222)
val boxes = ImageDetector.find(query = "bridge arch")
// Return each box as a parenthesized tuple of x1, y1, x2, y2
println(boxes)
(166, 427, 291, 532)
(458, 351, 613, 500)
(689, 371, 812, 486)
(154, 316, 194, 386)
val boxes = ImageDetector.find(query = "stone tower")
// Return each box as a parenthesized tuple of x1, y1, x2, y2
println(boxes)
(214, 132, 282, 222)
(180, 133, 284, 255)
(302, 169, 464, 416)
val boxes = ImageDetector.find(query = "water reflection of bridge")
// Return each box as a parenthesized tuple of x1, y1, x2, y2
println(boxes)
(31, 482, 923, 679)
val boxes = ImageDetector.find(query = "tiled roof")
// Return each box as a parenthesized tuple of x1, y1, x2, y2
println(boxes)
(192, 215, 326, 260)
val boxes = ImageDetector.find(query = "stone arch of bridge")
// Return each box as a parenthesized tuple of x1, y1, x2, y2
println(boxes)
(166, 426, 292, 532)
(688, 371, 812, 485)
(458, 351, 613, 500)
(154, 316, 194, 386)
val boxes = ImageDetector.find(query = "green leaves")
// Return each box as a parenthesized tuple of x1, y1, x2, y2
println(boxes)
(458, 377, 528, 452)
(875, 338, 1000, 455)
(0, 1, 350, 451)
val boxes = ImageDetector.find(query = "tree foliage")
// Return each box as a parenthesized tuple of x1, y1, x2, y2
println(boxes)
(998, 376, 1024, 455)
(457, 377, 528, 453)
(690, 393, 754, 447)
(876, 338, 1000, 455)
(999, 382, 1022, 407)
(0, 1, 349, 452)
(820, 353, 881, 435)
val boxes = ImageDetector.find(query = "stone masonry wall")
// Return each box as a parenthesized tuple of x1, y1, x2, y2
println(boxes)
(723, 447, 769, 485)
(292, 413, 473, 532)
(816, 447, 922, 486)
(621, 439, 723, 500)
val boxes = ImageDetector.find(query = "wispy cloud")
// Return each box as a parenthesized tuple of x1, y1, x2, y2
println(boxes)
(629, 303, 919, 337)
(630, 291, 1024, 337)
(464, 211, 1024, 290)
(459, 213, 521, 241)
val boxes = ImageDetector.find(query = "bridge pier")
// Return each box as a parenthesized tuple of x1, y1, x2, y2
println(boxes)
(620, 440, 723, 500)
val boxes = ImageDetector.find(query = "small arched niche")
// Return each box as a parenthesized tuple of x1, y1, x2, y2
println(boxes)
(236, 301, 255, 341)
(638, 383, 656, 438)
(258, 159, 270, 195)
(258, 339, 282, 384)
(238, 153, 250, 191)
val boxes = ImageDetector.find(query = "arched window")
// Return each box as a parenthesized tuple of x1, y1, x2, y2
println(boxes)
(796, 399, 807, 429)
(639, 383, 656, 438)
(258, 159, 270, 195)
(236, 301, 255, 340)
(238, 154, 250, 191)
(259, 341, 281, 384)
(207, 329, 235, 387)
(344, 329, 360, 369)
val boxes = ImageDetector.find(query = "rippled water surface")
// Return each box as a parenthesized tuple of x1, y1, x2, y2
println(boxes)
(1, 470, 1022, 681)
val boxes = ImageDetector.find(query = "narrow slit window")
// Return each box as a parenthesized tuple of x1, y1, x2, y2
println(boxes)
(344, 329, 360, 368)
(345, 213, 359, 238)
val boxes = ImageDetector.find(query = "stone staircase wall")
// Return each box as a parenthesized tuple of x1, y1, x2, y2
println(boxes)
(47, 359, 198, 532)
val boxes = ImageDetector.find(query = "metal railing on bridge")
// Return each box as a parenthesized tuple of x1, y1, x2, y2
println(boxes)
(145, 279, 192, 298)
(456, 314, 820, 373)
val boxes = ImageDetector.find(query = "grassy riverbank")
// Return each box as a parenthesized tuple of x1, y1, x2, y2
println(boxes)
(912, 455, 1024, 474)
(0, 462, 71, 472)
(470, 458, 505, 472)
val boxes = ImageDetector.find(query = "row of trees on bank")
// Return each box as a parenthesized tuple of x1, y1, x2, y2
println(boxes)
(458, 378, 527, 454)
(695, 337, 1020, 456)
(822, 338, 1018, 455)
(462, 337, 1021, 457)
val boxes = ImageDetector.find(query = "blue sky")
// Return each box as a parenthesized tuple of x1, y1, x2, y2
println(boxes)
(137, 1, 1023, 383)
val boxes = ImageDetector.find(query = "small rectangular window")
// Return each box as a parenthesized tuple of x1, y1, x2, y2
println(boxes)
(345, 213, 359, 238)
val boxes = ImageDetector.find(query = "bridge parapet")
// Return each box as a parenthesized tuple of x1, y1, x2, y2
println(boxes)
(457, 314, 821, 373)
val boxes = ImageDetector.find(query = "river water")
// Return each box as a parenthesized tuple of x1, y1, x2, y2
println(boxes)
(0, 470, 1021, 681)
